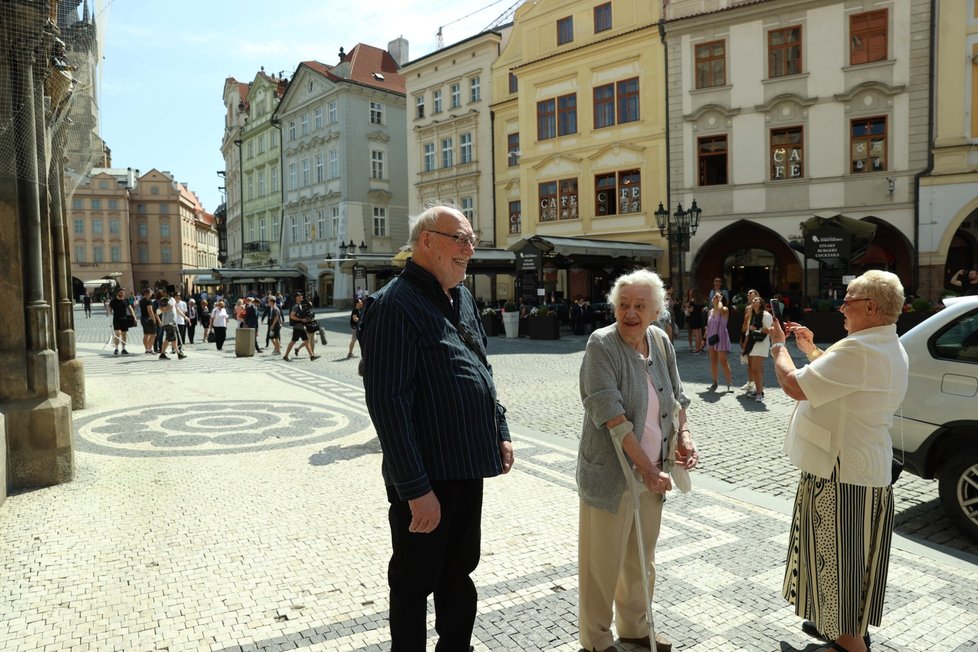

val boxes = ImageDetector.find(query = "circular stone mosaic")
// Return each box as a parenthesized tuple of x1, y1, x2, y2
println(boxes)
(73, 401, 368, 457)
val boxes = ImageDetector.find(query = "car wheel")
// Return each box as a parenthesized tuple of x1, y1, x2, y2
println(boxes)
(938, 451, 978, 543)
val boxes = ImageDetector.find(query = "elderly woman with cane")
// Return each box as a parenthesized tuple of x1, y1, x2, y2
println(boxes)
(577, 269, 699, 652)
(771, 270, 909, 652)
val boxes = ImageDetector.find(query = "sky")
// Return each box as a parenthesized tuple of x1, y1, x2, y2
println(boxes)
(94, 0, 520, 213)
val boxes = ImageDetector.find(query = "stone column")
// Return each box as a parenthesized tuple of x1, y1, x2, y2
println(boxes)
(1, 2, 74, 494)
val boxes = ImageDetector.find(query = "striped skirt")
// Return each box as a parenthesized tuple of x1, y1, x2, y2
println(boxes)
(782, 469, 894, 640)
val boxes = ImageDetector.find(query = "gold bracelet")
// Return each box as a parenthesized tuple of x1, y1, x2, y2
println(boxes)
(806, 348, 822, 361)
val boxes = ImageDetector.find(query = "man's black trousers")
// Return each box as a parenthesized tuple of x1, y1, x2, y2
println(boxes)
(386, 479, 483, 652)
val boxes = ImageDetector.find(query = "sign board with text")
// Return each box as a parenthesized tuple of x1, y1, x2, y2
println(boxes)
(804, 224, 851, 261)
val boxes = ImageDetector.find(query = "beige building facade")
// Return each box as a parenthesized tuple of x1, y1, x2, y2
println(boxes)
(491, 0, 668, 304)
(221, 78, 250, 268)
(402, 27, 512, 303)
(918, 1, 978, 297)
(665, 0, 930, 302)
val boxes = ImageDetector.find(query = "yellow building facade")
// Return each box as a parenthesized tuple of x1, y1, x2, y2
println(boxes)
(492, 0, 668, 303)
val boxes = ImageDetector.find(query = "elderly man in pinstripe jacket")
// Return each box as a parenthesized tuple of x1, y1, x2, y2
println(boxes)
(360, 205, 514, 652)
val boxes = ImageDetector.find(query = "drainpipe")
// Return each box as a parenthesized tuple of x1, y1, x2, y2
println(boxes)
(911, 0, 937, 298)
(658, 18, 675, 285)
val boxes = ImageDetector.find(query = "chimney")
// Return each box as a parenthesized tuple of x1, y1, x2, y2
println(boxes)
(387, 37, 409, 67)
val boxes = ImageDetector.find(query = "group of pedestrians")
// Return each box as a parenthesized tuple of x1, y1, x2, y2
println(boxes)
(357, 204, 906, 652)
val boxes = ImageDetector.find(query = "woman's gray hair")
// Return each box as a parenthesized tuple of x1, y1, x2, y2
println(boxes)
(606, 268, 665, 316)
(408, 202, 461, 247)
(848, 270, 904, 323)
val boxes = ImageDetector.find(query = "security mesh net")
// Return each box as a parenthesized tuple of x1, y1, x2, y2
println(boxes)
(0, 0, 107, 196)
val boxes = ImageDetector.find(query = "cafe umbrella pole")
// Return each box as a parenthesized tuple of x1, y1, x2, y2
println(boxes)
(610, 435, 658, 647)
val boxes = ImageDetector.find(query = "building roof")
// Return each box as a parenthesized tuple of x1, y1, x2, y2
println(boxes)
(301, 43, 406, 95)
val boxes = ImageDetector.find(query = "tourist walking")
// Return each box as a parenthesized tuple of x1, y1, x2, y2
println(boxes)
(210, 300, 229, 351)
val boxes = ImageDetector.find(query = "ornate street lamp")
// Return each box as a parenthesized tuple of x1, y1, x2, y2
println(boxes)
(655, 199, 702, 300)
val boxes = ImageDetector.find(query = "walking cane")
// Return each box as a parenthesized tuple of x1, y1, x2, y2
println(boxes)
(609, 436, 658, 648)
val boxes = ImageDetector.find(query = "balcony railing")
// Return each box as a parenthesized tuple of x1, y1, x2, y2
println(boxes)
(243, 240, 271, 253)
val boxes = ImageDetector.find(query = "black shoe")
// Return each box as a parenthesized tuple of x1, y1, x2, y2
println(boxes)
(159, 353, 170, 360)
(310, 355, 320, 361)
(177, 352, 186, 359)
(121, 349, 129, 355)
(801, 621, 871, 648)
(114, 349, 119, 355)
(282, 355, 291, 362)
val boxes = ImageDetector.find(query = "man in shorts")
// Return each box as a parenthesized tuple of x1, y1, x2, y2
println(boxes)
(139, 288, 159, 354)
(108, 288, 134, 355)
(157, 295, 186, 360)
(282, 291, 318, 361)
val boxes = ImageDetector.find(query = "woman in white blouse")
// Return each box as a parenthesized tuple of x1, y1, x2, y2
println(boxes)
(770, 270, 909, 652)
(210, 300, 230, 351)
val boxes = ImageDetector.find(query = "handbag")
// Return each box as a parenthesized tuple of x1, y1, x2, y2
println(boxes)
(650, 328, 692, 493)
(750, 330, 766, 342)
(305, 319, 320, 333)
(207, 330, 216, 343)
(707, 334, 720, 345)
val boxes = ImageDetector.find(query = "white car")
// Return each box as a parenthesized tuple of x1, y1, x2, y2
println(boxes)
(892, 295, 978, 542)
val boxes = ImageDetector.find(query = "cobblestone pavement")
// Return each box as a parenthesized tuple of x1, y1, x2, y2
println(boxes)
(0, 306, 973, 652)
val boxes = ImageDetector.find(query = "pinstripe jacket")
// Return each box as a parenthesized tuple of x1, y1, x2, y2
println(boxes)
(360, 260, 511, 501)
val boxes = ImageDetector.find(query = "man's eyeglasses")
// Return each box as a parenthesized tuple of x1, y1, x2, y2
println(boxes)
(427, 230, 478, 248)
(838, 297, 872, 311)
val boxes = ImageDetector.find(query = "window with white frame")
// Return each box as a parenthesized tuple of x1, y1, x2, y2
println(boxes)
(73, 218, 84, 234)
(371, 150, 385, 179)
(300, 113, 309, 135)
(328, 101, 337, 123)
(442, 137, 454, 168)
(301, 158, 310, 186)
(160, 221, 170, 238)
(373, 206, 387, 237)
(370, 101, 384, 124)
(317, 210, 326, 239)
(259, 217, 266, 241)
(328, 149, 339, 178)
(330, 206, 339, 240)
(460, 133, 473, 164)
(288, 163, 297, 190)
(271, 168, 280, 192)
(423, 143, 436, 171)
(248, 221, 255, 241)
(110, 246, 121, 263)
(290, 216, 298, 242)
(433, 90, 443, 114)
(271, 130, 278, 146)
(315, 154, 324, 182)
(109, 219, 120, 235)
(469, 76, 481, 102)
(288, 121, 296, 141)
(303, 214, 311, 240)
(247, 141, 254, 158)
(461, 197, 474, 221)
(314, 106, 323, 129)
(415, 95, 425, 119)
(258, 134, 265, 154)
(258, 170, 265, 196)
(272, 219, 279, 242)
(450, 83, 461, 108)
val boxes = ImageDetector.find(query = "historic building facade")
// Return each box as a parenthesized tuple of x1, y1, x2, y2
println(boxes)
(220, 77, 250, 269)
(401, 28, 512, 302)
(491, 0, 668, 304)
(918, 1, 978, 298)
(239, 71, 286, 271)
(664, 0, 930, 303)
(274, 42, 409, 307)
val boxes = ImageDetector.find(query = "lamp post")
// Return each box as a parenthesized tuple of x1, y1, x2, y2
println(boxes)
(655, 199, 702, 301)
(341, 240, 369, 303)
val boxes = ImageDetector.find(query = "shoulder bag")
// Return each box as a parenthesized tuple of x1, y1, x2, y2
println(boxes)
(650, 328, 692, 493)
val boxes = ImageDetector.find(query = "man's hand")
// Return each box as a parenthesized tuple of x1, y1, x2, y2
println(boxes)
(407, 491, 441, 533)
(642, 468, 672, 494)
(499, 440, 514, 474)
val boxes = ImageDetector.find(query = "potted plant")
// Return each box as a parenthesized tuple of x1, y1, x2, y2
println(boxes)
(481, 307, 501, 336)
(529, 305, 560, 340)
(501, 301, 519, 339)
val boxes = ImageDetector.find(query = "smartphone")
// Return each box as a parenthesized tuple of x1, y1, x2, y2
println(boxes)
(771, 299, 784, 323)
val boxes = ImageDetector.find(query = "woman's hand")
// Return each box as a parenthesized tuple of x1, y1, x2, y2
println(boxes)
(675, 432, 698, 470)
(642, 468, 672, 494)
(783, 321, 817, 355)
(768, 317, 787, 345)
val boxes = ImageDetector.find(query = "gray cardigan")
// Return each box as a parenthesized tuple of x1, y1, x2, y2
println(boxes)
(577, 323, 690, 513)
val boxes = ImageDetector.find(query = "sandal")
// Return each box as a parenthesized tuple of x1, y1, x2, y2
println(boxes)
(802, 621, 871, 649)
